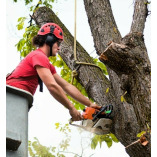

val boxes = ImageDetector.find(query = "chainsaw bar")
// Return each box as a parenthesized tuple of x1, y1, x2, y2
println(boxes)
(69, 118, 112, 135)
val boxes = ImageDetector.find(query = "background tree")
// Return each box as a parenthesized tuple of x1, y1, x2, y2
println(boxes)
(28, 123, 118, 157)
(14, 0, 151, 156)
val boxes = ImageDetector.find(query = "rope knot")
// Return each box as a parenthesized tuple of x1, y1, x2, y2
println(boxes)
(71, 70, 78, 84)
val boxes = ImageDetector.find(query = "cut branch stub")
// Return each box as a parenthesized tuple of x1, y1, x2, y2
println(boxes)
(99, 42, 135, 75)
(99, 32, 150, 76)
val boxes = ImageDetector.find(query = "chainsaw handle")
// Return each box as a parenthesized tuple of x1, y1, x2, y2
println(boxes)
(105, 104, 113, 117)
(69, 118, 85, 124)
(92, 104, 113, 121)
(69, 118, 73, 124)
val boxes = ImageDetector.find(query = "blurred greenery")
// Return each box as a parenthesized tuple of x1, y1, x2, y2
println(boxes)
(29, 123, 119, 157)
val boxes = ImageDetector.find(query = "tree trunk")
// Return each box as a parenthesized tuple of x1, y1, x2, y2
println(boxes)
(33, 0, 151, 156)
(84, 0, 151, 156)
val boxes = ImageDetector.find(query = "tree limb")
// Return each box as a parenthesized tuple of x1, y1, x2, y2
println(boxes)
(130, 0, 149, 33)
(33, 6, 114, 106)
(83, 0, 122, 53)
(99, 32, 148, 75)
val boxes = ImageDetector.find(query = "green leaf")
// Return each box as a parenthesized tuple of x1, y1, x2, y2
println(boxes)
(103, 136, 112, 148)
(106, 87, 109, 93)
(121, 91, 127, 102)
(51, 147, 56, 152)
(109, 133, 119, 143)
(55, 123, 60, 129)
(121, 95, 126, 102)
(53, 60, 63, 67)
(17, 17, 23, 22)
(17, 17, 26, 30)
(60, 138, 70, 151)
(137, 131, 146, 137)
(91, 137, 98, 149)
(93, 58, 108, 75)
(106, 140, 112, 148)
(28, 146, 35, 156)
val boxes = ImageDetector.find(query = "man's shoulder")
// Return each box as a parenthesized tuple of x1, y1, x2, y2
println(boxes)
(30, 49, 44, 55)
(28, 49, 47, 59)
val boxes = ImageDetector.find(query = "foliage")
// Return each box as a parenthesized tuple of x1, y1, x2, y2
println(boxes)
(16, 24, 39, 57)
(137, 131, 146, 138)
(120, 91, 127, 102)
(28, 123, 70, 157)
(93, 58, 108, 75)
(13, 0, 55, 9)
(28, 137, 66, 157)
(137, 123, 151, 138)
(29, 123, 119, 157)
(55, 123, 71, 151)
(28, 122, 119, 156)
(91, 133, 119, 149)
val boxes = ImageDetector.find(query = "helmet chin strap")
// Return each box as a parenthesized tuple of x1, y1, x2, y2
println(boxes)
(49, 41, 55, 56)
(48, 40, 58, 56)
(49, 44, 53, 56)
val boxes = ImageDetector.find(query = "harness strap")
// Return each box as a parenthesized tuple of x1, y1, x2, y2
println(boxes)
(6, 76, 35, 83)
(38, 76, 43, 92)
(6, 75, 43, 92)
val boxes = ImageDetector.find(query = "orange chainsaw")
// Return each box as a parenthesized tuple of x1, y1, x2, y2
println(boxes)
(82, 104, 113, 121)
(69, 104, 113, 135)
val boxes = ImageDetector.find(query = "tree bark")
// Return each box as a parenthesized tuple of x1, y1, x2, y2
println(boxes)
(84, 0, 151, 156)
(33, 1, 151, 156)
(130, 0, 148, 33)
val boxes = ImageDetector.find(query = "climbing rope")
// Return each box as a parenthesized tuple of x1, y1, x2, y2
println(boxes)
(71, 0, 102, 84)
(74, 0, 77, 61)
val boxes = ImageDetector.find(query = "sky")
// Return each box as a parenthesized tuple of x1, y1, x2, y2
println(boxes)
(1, 0, 154, 156)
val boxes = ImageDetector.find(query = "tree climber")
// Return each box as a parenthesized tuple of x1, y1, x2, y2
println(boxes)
(6, 23, 101, 121)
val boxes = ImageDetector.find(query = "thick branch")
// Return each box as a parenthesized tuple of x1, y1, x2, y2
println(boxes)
(83, 0, 125, 106)
(33, 7, 114, 106)
(99, 32, 149, 75)
(99, 42, 135, 75)
(130, 0, 148, 33)
(83, 0, 121, 54)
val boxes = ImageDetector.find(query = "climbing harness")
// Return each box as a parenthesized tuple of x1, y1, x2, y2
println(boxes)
(71, 0, 102, 84)
(6, 69, 43, 92)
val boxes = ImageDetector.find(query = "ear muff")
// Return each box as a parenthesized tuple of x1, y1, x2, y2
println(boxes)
(45, 35, 56, 46)
(45, 34, 58, 56)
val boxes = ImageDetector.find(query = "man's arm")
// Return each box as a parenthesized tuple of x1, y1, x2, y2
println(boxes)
(35, 65, 82, 121)
(53, 73, 101, 109)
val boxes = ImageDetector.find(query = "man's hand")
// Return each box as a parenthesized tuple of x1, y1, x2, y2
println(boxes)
(89, 102, 101, 110)
(69, 107, 83, 121)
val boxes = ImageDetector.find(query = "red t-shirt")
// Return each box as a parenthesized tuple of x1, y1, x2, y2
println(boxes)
(6, 49, 56, 95)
